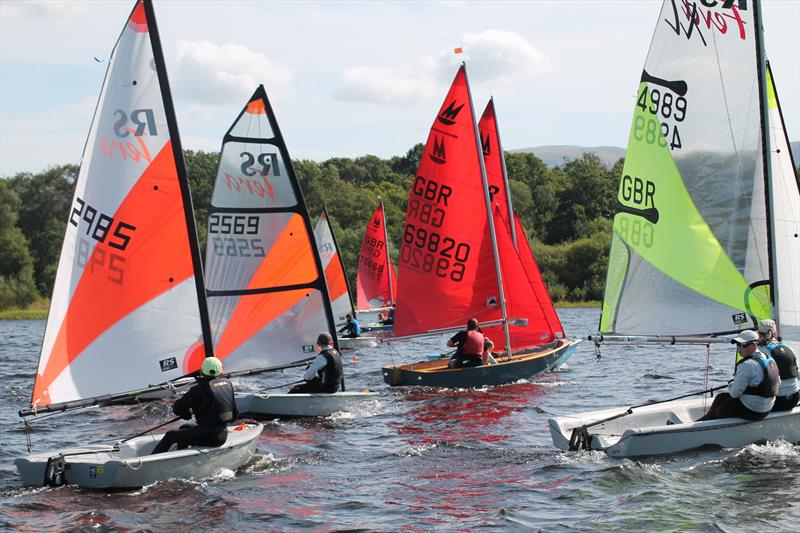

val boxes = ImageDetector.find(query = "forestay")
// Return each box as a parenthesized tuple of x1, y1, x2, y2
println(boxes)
(204, 86, 338, 372)
(601, 0, 772, 336)
(314, 207, 355, 324)
(356, 202, 396, 310)
(31, 0, 210, 410)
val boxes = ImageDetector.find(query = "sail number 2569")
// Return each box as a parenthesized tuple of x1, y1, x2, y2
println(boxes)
(207, 213, 265, 258)
(401, 223, 469, 281)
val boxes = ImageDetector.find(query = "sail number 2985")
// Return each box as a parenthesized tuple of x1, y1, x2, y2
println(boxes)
(401, 223, 469, 281)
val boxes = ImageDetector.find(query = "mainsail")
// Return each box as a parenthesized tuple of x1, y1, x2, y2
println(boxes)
(394, 65, 556, 350)
(314, 206, 356, 324)
(600, 0, 773, 336)
(30, 0, 211, 410)
(356, 201, 396, 310)
(765, 62, 800, 350)
(204, 86, 337, 372)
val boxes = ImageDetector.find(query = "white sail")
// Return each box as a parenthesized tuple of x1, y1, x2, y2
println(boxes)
(204, 87, 337, 373)
(314, 209, 355, 324)
(32, 0, 208, 409)
(766, 63, 800, 351)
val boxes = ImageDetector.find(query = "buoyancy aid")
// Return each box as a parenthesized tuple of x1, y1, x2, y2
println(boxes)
(195, 378, 236, 427)
(462, 330, 485, 357)
(765, 343, 799, 380)
(738, 352, 780, 398)
(319, 348, 344, 393)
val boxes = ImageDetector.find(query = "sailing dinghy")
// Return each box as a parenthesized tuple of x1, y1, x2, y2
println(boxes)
(549, 0, 800, 458)
(314, 206, 378, 349)
(356, 201, 397, 322)
(382, 65, 579, 388)
(203, 87, 377, 417)
(14, 0, 262, 489)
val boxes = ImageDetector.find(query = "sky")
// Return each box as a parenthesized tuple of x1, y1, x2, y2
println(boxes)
(1, 0, 798, 177)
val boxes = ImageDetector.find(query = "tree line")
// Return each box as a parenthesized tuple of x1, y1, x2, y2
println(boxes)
(0, 146, 620, 310)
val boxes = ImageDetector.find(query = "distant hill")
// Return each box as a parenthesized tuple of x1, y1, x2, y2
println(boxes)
(514, 142, 799, 169)
(511, 145, 625, 168)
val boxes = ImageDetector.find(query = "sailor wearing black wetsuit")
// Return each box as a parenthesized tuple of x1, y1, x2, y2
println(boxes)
(758, 319, 800, 412)
(151, 357, 237, 454)
(289, 333, 345, 394)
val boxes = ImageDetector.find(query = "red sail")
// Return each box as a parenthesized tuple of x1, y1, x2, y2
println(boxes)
(395, 65, 502, 337)
(480, 206, 556, 350)
(356, 202, 396, 309)
(514, 213, 564, 338)
(478, 99, 513, 239)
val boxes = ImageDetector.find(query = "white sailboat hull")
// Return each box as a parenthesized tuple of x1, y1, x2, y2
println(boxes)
(549, 398, 800, 458)
(15, 422, 263, 489)
(237, 391, 379, 417)
(338, 336, 378, 349)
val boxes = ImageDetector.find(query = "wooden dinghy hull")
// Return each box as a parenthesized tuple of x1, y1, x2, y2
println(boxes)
(15, 422, 263, 489)
(237, 391, 380, 418)
(339, 336, 378, 350)
(549, 398, 800, 458)
(382, 339, 578, 388)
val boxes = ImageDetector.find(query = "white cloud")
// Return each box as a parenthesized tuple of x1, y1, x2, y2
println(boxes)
(333, 29, 550, 106)
(0, 0, 86, 20)
(332, 67, 431, 106)
(174, 39, 292, 107)
(437, 30, 551, 83)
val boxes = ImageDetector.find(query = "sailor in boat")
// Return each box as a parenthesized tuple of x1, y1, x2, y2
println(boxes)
(337, 313, 362, 338)
(446, 318, 492, 369)
(381, 305, 396, 326)
(289, 333, 345, 394)
(696, 330, 780, 422)
(151, 357, 238, 454)
(757, 319, 800, 412)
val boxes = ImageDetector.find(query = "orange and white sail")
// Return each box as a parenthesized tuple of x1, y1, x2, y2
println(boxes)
(356, 201, 396, 310)
(32, 0, 211, 410)
(204, 86, 338, 372)
(314, 206, 356, 324)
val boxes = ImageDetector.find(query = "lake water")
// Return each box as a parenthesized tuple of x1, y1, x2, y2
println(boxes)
(1, 309, 798, 531)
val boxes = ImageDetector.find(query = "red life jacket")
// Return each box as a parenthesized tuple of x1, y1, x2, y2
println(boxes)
(462, 330, 485, 356)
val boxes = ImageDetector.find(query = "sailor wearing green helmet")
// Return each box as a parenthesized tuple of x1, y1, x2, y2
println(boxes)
(152, 356, 238, 454)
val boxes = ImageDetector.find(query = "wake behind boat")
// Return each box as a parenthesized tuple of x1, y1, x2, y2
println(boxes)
(549, 0, 800, 457)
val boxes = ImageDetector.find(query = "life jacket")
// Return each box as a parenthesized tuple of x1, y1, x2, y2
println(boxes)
(194, 377, 236, 427)
(462, 330, 485, 357)
(352, 319, 362, 336)
(319, 348, 344, 393)
(738, 352, 780, 398)
(765, 343, 799, 380)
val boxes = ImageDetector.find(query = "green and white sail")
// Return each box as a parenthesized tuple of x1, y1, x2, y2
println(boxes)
(601, 0, 775, 336)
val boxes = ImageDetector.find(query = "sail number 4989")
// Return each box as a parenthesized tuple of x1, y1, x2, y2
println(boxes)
(401, 223, 469, 281)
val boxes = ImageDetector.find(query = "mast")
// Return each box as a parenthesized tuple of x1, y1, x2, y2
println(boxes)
(464, 64, 511, 357)
(143, 0, 214, 358)
(491, 97, 518, 249)
(322, 203, 357, 316)
(753, 0, 778, 330)
(379, 198, 395, 305)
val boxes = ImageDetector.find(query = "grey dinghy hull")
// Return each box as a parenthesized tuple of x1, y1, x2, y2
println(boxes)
(15, 422, 263, 489)
(549, 398, 800, 458)
(382, 339, 579, 388)
(237, 391, 380, 418)
(338, 336, 378, 349)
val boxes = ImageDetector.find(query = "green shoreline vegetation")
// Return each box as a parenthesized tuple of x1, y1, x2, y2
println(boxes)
(1, 147, 620, 318)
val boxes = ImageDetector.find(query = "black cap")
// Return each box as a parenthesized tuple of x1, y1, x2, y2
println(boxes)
(317, 332, 333, 346)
